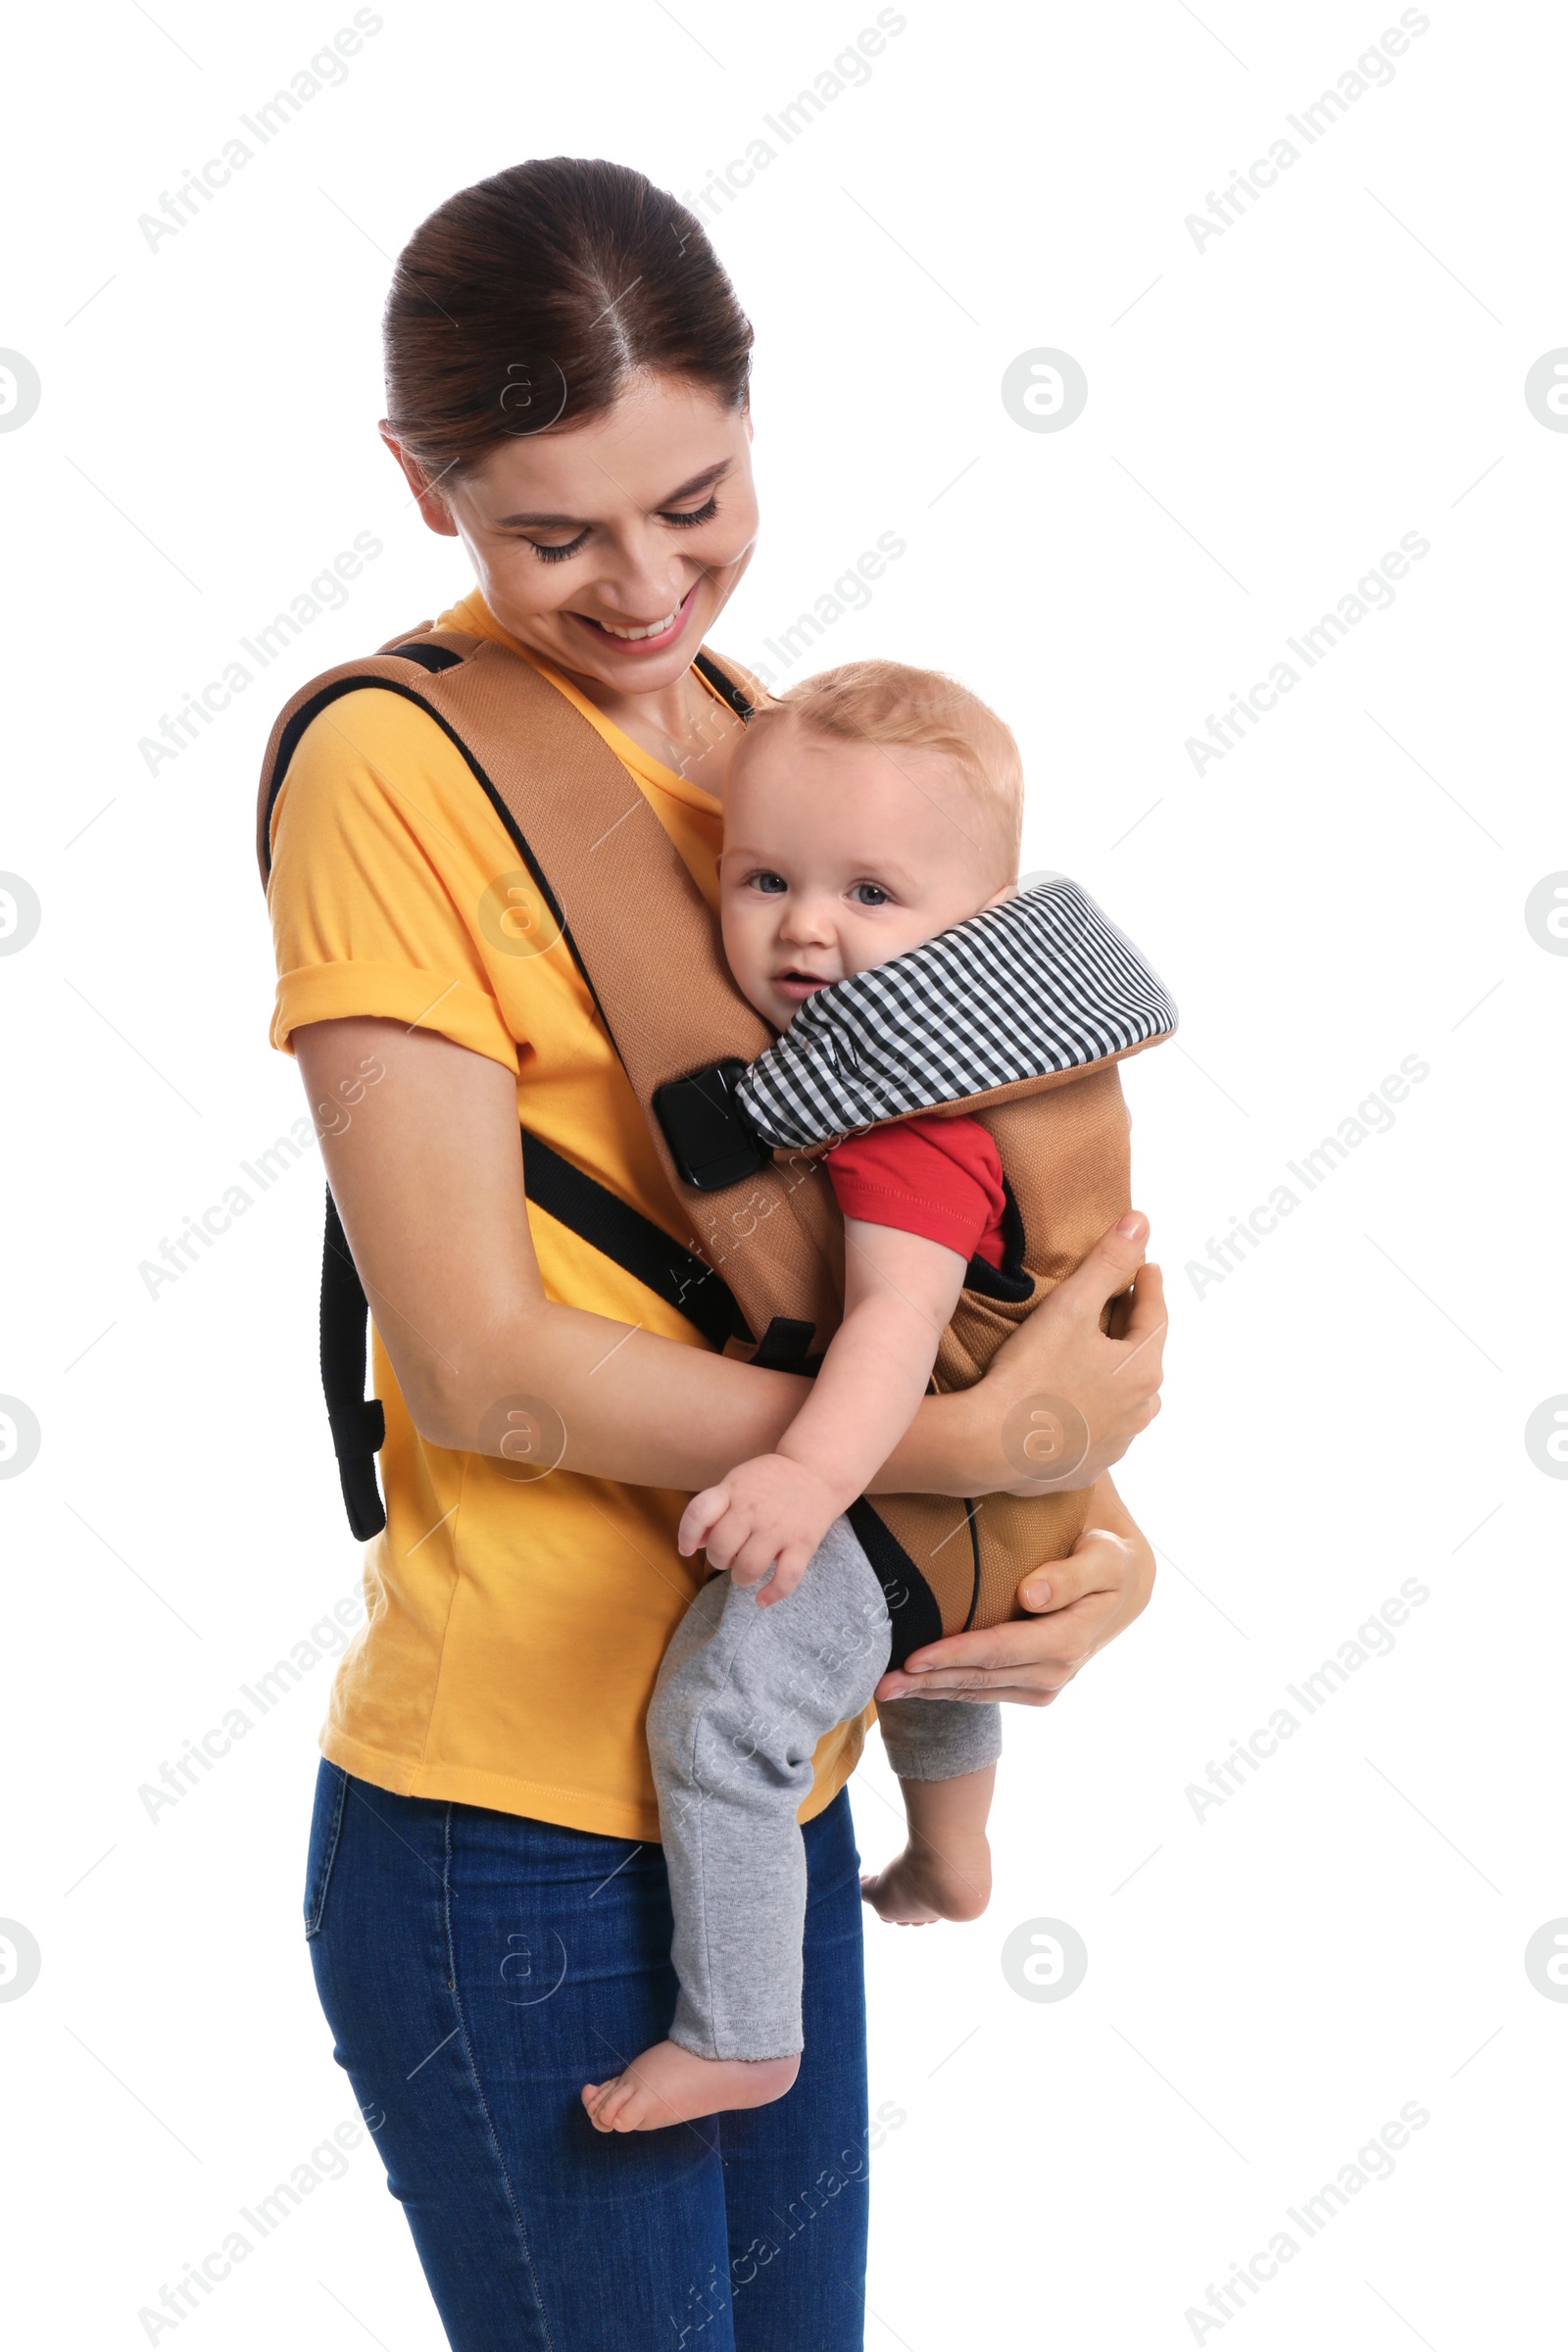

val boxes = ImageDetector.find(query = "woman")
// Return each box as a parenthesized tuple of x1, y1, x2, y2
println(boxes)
(270, 158, 1165, 2351)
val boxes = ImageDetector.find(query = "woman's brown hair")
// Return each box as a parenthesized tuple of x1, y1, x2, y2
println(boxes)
(383, 158, 754, 478)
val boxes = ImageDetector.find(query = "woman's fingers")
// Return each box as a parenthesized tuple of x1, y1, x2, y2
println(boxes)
(873, 1608, 1100, 1706)
(1054, 1210, 1149, 1320)
(1016, 1526, 1135, 1613)
(1118, 1252, 1165, 1343)
(981, 1214, 1160, 1483)
(872, 1522, 1147, 1705)
(1111, 1259, 1167, 1398)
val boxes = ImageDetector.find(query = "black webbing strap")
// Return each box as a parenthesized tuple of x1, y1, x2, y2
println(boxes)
(518, 1126, 750, 1352)
(319, 1189, 387, 1540)
(693, 651, 754, 720)
(846, 1497, 945, 1671)
(315, 1134, 753, 1543)
(383, 640, 465, 673)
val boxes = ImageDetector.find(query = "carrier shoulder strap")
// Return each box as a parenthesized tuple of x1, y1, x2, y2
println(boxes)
(257, 621, 839, 1539)
(270, 620, 848, 1335)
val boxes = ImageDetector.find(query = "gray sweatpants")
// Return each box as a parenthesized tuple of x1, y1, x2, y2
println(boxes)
(647, 1514, 1002, 2062)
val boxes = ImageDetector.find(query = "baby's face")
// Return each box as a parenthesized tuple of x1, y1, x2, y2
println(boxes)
(720, 719, 1009, 1031)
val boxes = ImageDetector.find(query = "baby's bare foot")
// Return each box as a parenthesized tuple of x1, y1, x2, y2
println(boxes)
(860, 1831, 992, 1927)
(582, 2039, 800, 2132)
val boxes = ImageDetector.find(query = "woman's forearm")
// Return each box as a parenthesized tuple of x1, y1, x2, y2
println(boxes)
(416, 1295, 987, 1495)
(868, 1386, 985, 1497)
(417, 1297, 810, 1485)
(295, 1019, 1157, 1505)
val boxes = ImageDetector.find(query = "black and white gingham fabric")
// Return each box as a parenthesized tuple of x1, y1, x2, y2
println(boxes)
(734, 875, 1177, 1150)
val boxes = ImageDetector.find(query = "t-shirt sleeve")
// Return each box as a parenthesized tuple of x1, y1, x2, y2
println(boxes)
(265, 688, 521, 1072)
(822, 1113, 1006, 1263)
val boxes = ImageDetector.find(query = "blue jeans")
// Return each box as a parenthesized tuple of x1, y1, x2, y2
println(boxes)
(305, 1762, 870, 2349)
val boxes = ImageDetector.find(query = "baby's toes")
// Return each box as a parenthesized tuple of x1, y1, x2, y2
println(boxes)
(582, 2076, 623, 2130)
(594, 2079, 646, 2132)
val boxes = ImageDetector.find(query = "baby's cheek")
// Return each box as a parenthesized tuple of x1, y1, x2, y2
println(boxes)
(719, 900, 776, 1018)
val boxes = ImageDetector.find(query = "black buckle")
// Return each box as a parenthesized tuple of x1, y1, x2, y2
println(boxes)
(653, 1060, 769, 1192)
(327, 1397, 386, 1462)
(750, 1316, 818, 1373)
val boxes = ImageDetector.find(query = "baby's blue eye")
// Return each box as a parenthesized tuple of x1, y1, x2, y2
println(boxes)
(852, 883, 889, 906)
(754, 871, 787, 896)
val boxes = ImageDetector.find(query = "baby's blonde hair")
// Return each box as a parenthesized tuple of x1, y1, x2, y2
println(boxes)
(741, 659, 1024, 887)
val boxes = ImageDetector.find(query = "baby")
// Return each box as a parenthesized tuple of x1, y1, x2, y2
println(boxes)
(585, 660, 1029, 2132)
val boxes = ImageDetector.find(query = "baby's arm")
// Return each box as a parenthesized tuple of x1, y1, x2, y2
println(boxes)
(677, 1216, 969, 1604)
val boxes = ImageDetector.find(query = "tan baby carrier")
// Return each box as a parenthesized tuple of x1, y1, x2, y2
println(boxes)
(257, 625, 1176, 1665)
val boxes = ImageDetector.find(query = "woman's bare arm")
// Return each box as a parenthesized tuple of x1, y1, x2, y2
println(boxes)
(292, 1016, 1163, 1496)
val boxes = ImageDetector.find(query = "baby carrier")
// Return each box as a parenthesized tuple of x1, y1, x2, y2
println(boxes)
(257, 623, 1176, 1665)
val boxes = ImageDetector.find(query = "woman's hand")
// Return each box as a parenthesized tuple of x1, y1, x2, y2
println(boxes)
(872, 1476, 1154, 1708)
(868, 1213, 1166, 1503)
(983, 1213, 1166, 1492)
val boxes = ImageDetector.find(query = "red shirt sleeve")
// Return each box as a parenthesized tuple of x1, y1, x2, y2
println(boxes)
(822, 1113, 1007, 1268)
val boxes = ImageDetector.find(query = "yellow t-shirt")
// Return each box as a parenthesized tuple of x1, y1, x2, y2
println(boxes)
(266, 590, 866, 1840)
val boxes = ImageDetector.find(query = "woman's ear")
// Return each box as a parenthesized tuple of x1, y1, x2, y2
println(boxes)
(380, 424, 460, 538)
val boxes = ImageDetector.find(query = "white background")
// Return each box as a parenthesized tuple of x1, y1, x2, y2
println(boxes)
(3, 1, 1565, 2344)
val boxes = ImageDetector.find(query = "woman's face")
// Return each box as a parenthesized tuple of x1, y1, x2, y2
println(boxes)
(385, 373, 760, 691)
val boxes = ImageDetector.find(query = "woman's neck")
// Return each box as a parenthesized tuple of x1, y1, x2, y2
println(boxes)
(566, 662, 745, 800)
(569, 668, 696, 742)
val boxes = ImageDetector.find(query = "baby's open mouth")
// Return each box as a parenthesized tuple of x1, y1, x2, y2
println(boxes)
(774, 969, 832, 998)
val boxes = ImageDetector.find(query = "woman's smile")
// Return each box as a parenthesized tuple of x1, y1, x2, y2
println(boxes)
(569, 581, 700, 654)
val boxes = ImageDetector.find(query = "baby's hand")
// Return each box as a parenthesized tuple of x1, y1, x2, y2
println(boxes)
(677, 1454, 845, 1606)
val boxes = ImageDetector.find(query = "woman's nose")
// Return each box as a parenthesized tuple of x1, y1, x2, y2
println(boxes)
(589, 526, 691, 619)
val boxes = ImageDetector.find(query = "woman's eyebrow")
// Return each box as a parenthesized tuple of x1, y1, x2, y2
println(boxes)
(656, 458, 731, 504)
(492, 459, 732, 530)
(492, 505, 587, 528)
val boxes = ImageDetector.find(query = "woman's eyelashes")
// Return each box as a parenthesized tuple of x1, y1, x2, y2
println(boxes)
(524, 496, 720, 564)
(528, 531, 590, 564)
(662, 494, 719, 529)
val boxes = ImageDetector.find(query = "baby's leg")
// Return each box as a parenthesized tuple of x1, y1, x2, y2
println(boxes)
(862, 1699, 1002, 1926)
(583, 1516, 891, 2133)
